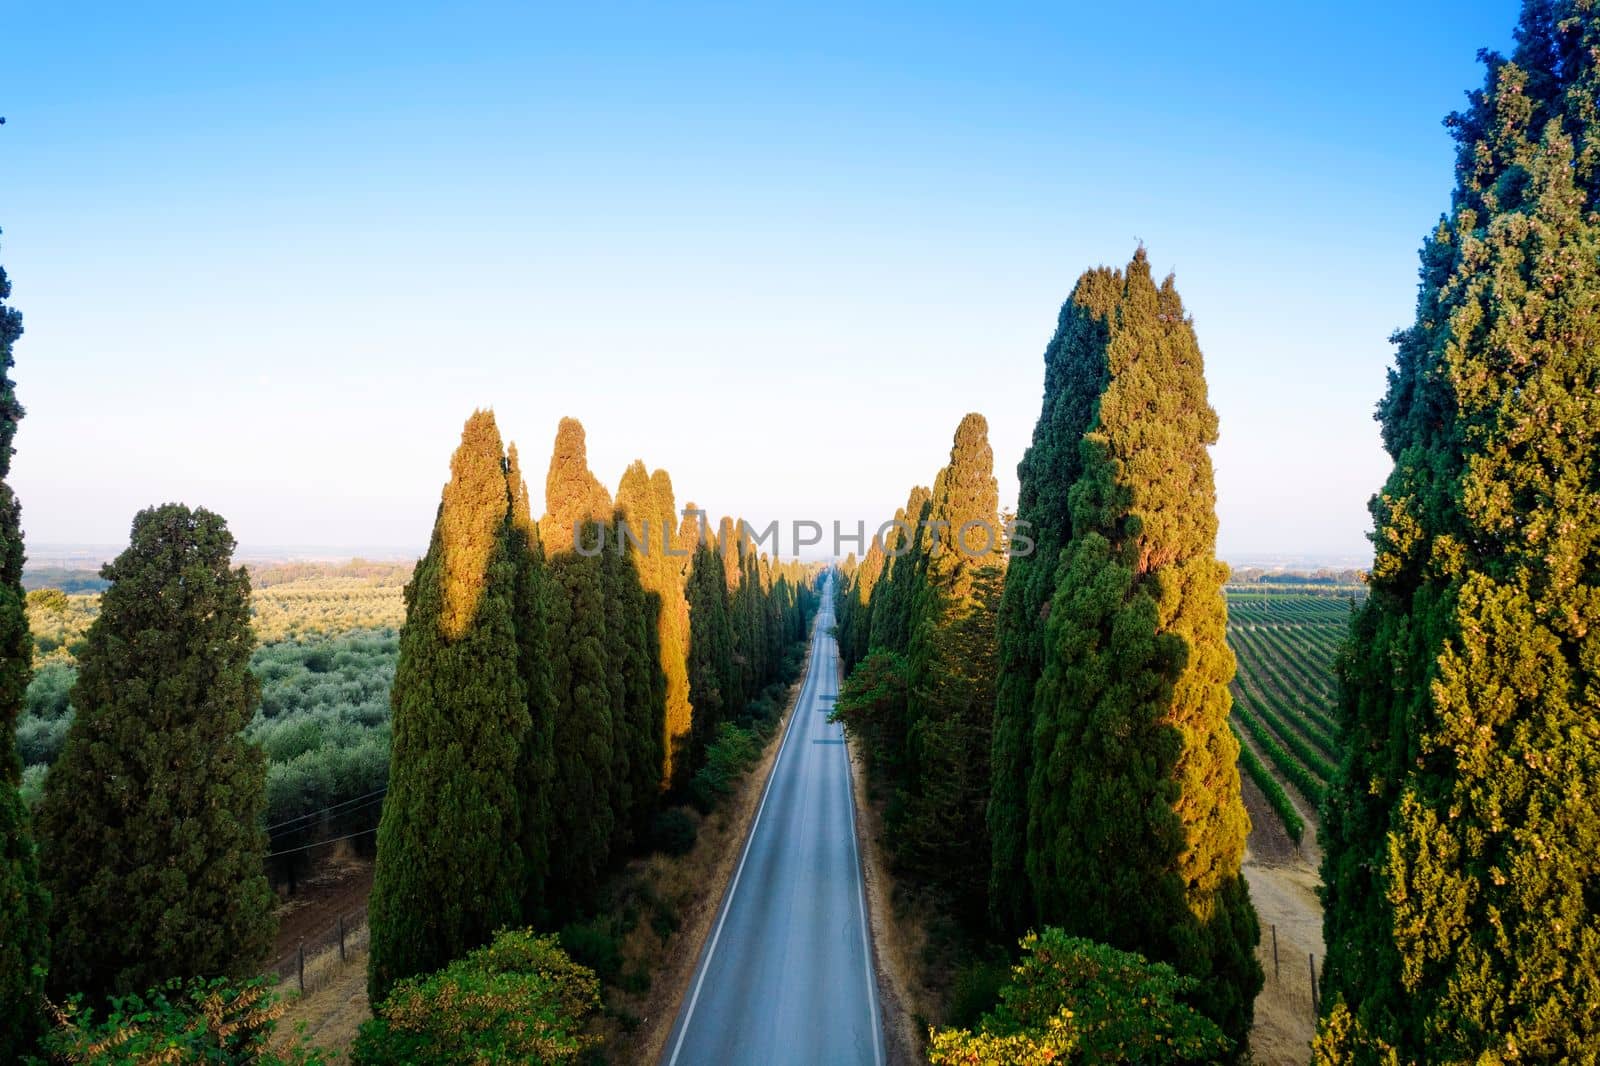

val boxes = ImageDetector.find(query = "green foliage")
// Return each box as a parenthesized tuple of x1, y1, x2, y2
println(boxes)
(1024, 251, 1260, 1047)
(829, 649, 909, 775)
(649, 806, 698, 856)
(989, 266, 1117, 936)
(248, 630, 395, 829)
(688, 721, 762, 812)
(354, 929, 600, 1066)
(36, 976, 324, 1065)
(1321, 8, 1600, 1059)
(368, 411, 532, 1003)
(928, 930, 1231, 1065)
(37, 504, 275, 1003)
(685, 536, 736, 773)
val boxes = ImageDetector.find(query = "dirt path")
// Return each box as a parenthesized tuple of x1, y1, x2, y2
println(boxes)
(1238, 750, 1326, 1064)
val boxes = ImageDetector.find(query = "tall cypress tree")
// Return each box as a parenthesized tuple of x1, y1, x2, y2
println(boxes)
(39, 504, 275, 1001)
(539, 419, 616, 920)
(898, 414, 1003, 919)
(0, 233, 48, 1058)
(368, 411, 529, 1002)
(1320, 7, 1600, 1059)
(600, 509, 662, 856)
(685, 513, 735, 770)
(1025, 250, 1260, 1045)
(988, 265, 1118, 935)
(616, 463, 691, 790)
(507, 443, 556, 923)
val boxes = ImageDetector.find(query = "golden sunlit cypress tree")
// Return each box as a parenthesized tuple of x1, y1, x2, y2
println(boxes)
(368, 411, 529, 1002)
(988, 265, 1118, 935)
(1026, 250, 1260, 1046)
(1320, 6, 1600, 1059)
(617, 463, 692, 789)
(39, 505, 275, 1002)
(0, 235, 47, 1057)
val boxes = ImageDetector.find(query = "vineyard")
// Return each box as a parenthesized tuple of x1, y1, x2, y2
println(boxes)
(1225, 585, 1360, 847)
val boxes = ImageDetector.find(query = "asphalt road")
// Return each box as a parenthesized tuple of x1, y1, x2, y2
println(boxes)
(662, 579, 885, 1066)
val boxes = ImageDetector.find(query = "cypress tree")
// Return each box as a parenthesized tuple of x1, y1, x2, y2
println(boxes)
(0, 233, 48, 1058)
(1320, 8, 1600, 1058)
(368, 411, 529, 1002)
(1025, 250, 1260, 1045)
(507, 443, 557, 923)
(870, 486, 931, 656)
(616, 463, 691, 789)
(39, 504, 275, 1001)
(539, 419, 616, 920)
(898, 414, 1003, 919)
(685, 515, 735, 770)
(988, 265, 1118, 935)
(599, 510, 662, 855)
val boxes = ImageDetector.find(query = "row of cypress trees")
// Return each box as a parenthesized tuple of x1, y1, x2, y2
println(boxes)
(368, 412, 815, 1002)
(834, 413, 1005, 924)
(1317, 3, 1600, 1060)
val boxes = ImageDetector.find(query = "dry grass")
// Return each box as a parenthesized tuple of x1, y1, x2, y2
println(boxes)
(273, 946, 371, 1063)
(845, 728, 925, 1066)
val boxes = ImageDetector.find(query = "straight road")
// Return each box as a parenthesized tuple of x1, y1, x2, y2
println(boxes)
(662, 577, 885, 1066)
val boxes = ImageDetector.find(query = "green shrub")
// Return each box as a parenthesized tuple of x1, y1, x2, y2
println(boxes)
(557, 920, 623, 983)
(930, 930, 1231, 1064)
(650, 807, 698, 856)
(353, 929, 599, 1065)
(35, 976, 324, 1065)
(689, 722, 761, 811)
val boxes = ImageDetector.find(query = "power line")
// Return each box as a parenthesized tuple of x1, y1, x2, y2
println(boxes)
(264, 786, 387, 834)
(265, 825, 378, 860)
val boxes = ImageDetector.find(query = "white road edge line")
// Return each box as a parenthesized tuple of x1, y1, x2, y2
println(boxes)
(838, 634, 887, 1066)
(665, 606, 826, 1066)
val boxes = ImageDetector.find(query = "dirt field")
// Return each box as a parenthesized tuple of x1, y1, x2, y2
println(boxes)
(271, 854, 373, 962)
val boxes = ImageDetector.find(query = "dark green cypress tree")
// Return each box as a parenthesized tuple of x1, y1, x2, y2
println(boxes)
(685, 518, 735, 770)
(1025, 250, 1260, 1046)
(1319, 7, 1600, 1058)
(539, 419, 616, 921)
(0, 233, 48, 1058)
(897, 414, 1002, 920)
(368, 411, 529, 1003)
(507, 443, 557, 924)
(869, 486, 931, 656)
(988, 265, 1118, 935)
(600, 510, 663, 854)
(39, 504, 275, 1001)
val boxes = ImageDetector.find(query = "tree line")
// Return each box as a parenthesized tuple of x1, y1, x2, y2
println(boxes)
(834, 250, 1262, 1059)
(0, 237, 816, 1055)
(367, 411, 817, 1002)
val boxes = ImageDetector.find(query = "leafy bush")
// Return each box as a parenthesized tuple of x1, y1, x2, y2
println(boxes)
(929, 930, 1231, 1064)
(650, 807, 698, 856)
(557, 920, 623, 984)
(689, 722, 761, 811)
(353, 929, 599, 1065)
(35, 976, 324, 1065)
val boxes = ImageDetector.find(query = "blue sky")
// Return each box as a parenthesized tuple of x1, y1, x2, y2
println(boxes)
(1, 2, 1515, 561)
